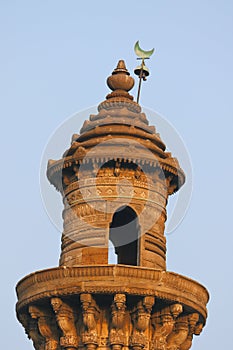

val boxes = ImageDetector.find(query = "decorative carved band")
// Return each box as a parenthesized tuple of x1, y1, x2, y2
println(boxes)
(19, 294, 204, 350)
(16, 266, 209, 320)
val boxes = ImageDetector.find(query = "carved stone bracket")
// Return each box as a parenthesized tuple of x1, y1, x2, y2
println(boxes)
(110, 294, 127, 349)
(179, 313, 200, 350)
(130, 296, 155, 350)
(80, 293, 100, 350)
(166, 315, 190, 350)
(28, 305, 60, 350)
(51, 297, 79, 349)
(19, 313, 45, 350)
(151, 303, 183, 350)
(22, 299, 203, 350)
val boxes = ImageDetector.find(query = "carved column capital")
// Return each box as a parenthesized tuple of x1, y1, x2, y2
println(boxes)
(113, 294, 126, 310)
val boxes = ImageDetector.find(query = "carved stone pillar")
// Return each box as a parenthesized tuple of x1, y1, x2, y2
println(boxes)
(51, 297, 79, 350)
(29, 305, 60, 350)
(166, 315, 189, 350)
(151, 303, 183, 350)
(110, 294, 127, 350)
(130, 296, 155, 350)
(80, 293, 100, 350)
(179, 313, 199, 350)
(19, 313, 45, 350)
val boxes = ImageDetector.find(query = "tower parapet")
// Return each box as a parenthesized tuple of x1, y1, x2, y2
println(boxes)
(16, 60, 208, 350)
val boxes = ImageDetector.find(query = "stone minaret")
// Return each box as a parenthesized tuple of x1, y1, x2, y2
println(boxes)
(16, 60, 209, 350)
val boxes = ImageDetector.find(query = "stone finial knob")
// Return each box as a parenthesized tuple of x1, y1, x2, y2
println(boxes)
(112, 60, 129, 75)
(107, 60, 135, 92)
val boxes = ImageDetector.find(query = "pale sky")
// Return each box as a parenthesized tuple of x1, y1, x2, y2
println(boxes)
(1, 1, 233, 349)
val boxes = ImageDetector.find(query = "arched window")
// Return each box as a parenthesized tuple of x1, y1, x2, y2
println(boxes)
(109, 206, 140, 266)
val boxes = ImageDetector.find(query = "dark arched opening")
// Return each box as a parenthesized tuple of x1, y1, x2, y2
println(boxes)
(109, 206, 140, 266)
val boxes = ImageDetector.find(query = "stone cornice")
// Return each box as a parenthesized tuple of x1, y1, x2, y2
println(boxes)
(16, 265, 209, 322)
(47, 155, 185, 193)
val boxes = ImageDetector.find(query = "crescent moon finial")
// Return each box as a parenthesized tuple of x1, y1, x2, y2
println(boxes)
(134, 41, 155, 59)
(134, 41, 155, 104)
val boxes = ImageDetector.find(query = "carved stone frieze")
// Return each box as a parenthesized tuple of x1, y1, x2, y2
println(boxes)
(16, 266, 209, 320)
(18, 297, 205, 350)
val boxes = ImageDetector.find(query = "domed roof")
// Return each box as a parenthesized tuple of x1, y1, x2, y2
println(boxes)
(47, 60, 185, 194)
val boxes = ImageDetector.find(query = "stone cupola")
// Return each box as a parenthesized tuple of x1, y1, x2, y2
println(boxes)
(16, 59, 209, 350)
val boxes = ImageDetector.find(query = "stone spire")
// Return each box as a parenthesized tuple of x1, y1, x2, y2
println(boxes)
(81, 60, 154, 134)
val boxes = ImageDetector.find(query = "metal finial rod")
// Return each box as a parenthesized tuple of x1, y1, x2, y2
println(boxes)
(136, 58, 145, 104)
(134, 41, 155, 104)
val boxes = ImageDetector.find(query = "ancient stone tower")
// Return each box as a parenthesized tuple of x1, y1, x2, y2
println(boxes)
(16, 60, 209, 350)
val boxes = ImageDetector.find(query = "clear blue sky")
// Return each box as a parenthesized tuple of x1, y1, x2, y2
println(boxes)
(1, 1, 233, 349)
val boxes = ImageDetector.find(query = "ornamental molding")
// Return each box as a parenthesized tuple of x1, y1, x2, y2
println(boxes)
(16, 266, 209, 320)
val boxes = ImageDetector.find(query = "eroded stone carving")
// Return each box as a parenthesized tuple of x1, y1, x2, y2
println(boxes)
(51, 297, 78, 349)
(151, 303, 183, 350)
(80, 293, 100, 350)
(130, 296, 155, 350)
(110, 294, 127, 349)
(29, 305, 60, 350)
(19, 313, 45, 350)
(166, 315, 189, 350)
(179, 313, 199, 350)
